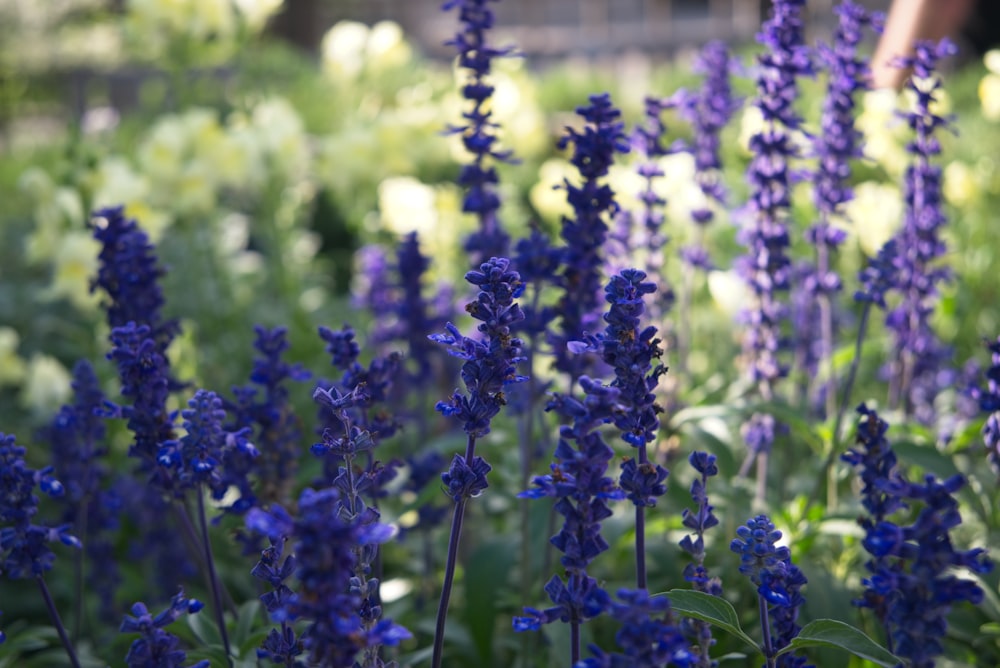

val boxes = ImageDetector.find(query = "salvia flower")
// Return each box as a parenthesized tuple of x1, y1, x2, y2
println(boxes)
(844, 405, 993, 663)
(444, 0, 515, 263)
(0, 433, 80, 579)
(611, 96, 676, 315)
(736, 0, 811, 495)
(251, 536, 303, 665)
(120, 589, 209, 668)
(553, 93, 630, 381)
(431, 257, 527, 438)
(677, 41, 739, 270)
(679, 452, 721, 667)
(44, 359, 121, 616)
(976, 336, 1000, 473)
(164, 389, 256, 496)
(226, 325, 311, 511)
(515, 377, 624, 658)
(730, 515, 810, 665)
(883, 39, 957, 422)
(246, 488, 407, 667)
(90, 206, 179, 364)
(577, 589, 692, 668)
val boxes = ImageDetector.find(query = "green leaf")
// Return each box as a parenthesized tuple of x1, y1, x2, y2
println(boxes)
(776, 619, 900, 667)
(663, 590, 760, 653)
(464, 539, 515, 668)
(231, 600, 262, 647)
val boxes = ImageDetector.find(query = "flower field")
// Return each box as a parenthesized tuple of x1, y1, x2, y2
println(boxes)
(2, 1, 1000, 666)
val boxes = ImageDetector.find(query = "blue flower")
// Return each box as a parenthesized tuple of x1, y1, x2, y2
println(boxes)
(226, 326, 311, 513)
(976, 336, 1000, 473)
(553, 93, 630, 381)
(166, 390, 256, 496)
(731, 515, 811, 664)
(90, 206, 179, 366)
(576, 589, 693, 667)
(120, 589, 209, 668)
(246, 488, 406, 666)
(0, 433, 80, 579)
(882, 39, 957, 422)
(677, 41, 739, 271)
(444, 0, 515, 263)
(431, 257, 526, 438)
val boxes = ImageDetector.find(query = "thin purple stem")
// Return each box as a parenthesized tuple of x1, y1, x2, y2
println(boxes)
(635, 444, 648, 589)
(197, 488, 233, 666)
(571, 619, 581, 664)
(759, 593, 776, 668)
(37, 575, 81, 668)
(431, 434, 477, 668)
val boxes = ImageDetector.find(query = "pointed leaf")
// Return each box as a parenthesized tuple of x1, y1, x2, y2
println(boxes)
(663, 590, 760, 654)
(776, 619, 900, 667)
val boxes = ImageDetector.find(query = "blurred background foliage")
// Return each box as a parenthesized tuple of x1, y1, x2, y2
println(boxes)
(2, 1, 1000, 666)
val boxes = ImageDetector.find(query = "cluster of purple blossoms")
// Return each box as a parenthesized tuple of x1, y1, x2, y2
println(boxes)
(444, 0, 515, 264)
(883, 40, 957, 422)
(679, 452, 722, 666)
(43, 360, 122, 617)
(315, 324, 404, 483)
(432, 257, 526, 441)
(678, 41, 739, 271)
(227, 326, 311, 512)
(247, 488, 409, 667)
(842, 405, 993, 663)
(730, 515, 811, 667)
(576, 589, 692, 668)
(514, 377, 624, 660)
(975, 336, 1000, 473)
(0, 434, 80, 579)
(736, 0, 812, 494)
(161, 389, 257, 496)
(552, 93, 630, 382)
(251, 535, 302, 665)
(120, 590, 209, 668)
(608, 95, 675, 316)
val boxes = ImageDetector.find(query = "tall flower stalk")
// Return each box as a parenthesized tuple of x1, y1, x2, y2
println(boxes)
(552, 93, 630, 385)
(736, 0, 812, 503)
(676, 42, 738, 378)
(884, 40, 956, 422)
(730, 515, 810, 668)
(429, 257, 526, 667)
(806, 1, 879, 417)
(591, 269, 668, 589)
(842, 404, 993, 662)
(444, 0, 514, 264)
(680, 452, 722, 666)
(0, 434, 82, 668)
(514, 376, 623, 662)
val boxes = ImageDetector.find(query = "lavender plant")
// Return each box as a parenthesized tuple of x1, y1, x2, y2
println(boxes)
(730, 515, 810, 668)
(883, 40, 957, 422)
(514, 376, 623, 662)
(736, 0, 812, 503)
(445, 0, 515, 264)
(0, 434, 81, 667)
(552, 93, 630, 384)
(805, 1, 879, 416)
(429, 256, 526, 667)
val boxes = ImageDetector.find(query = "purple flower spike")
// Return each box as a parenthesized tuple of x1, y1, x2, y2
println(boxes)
(120, 589, 210, 668)
(431, 257, 526, 438)
(444, 0, 515, 264)
(553, 93, 630, 382)
(882, 39, 958, 422)
(731, 515, 811, 666)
